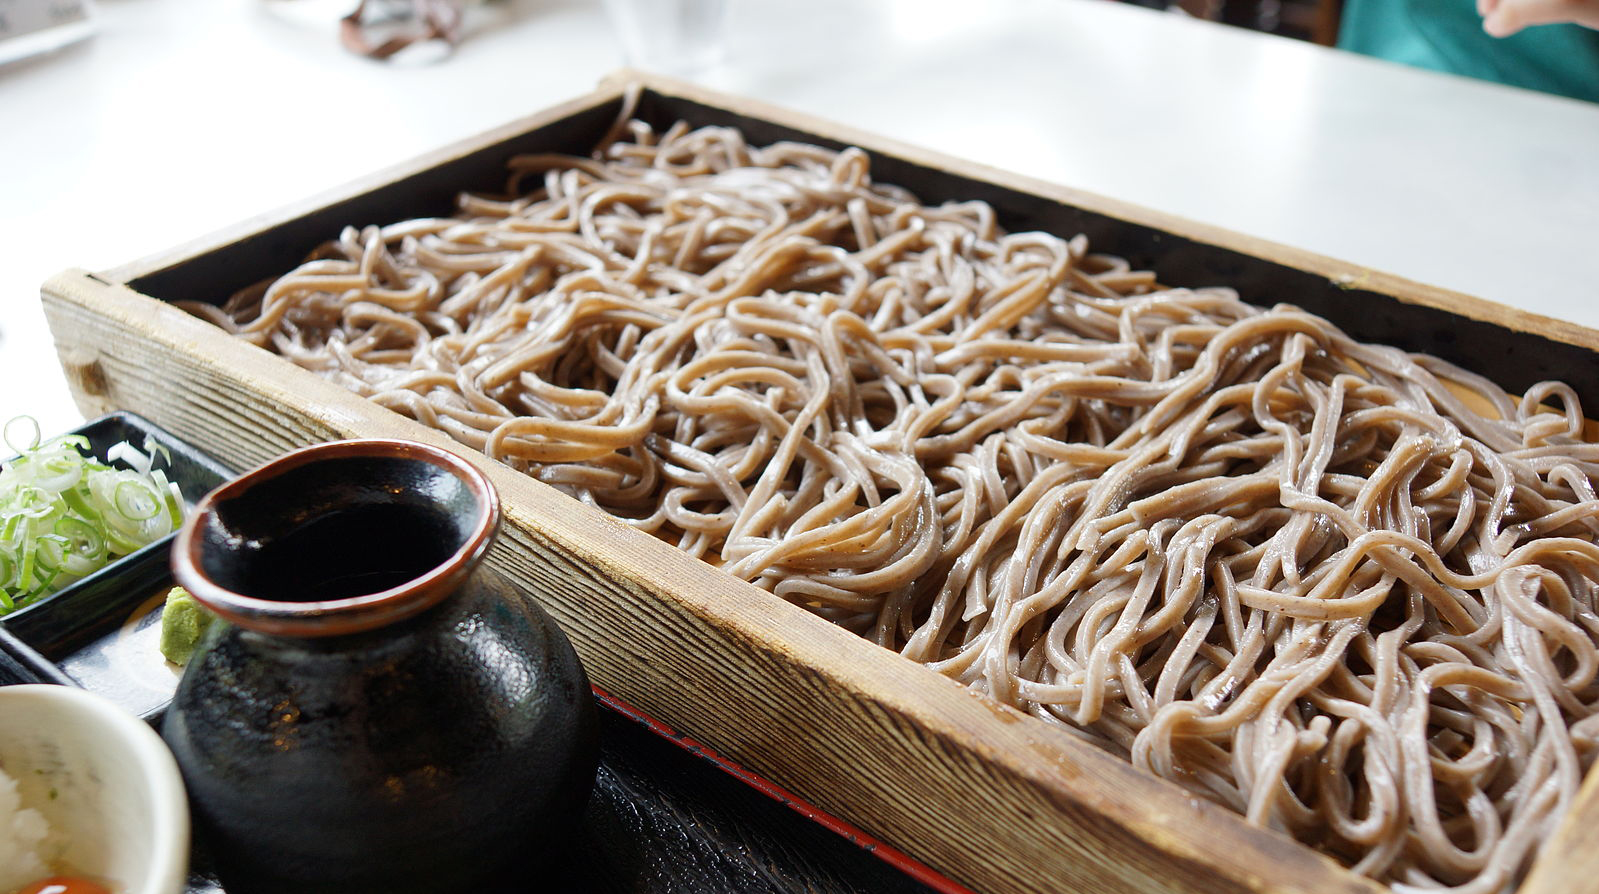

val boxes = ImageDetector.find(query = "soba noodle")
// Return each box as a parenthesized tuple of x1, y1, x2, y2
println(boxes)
(190, 118, 1599, 893)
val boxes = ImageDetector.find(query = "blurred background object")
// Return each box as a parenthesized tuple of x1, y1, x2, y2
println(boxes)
(0, 0, 96, 65)
(1143, 0, 1599, 102)
(601, 0, 729, 74)
(339, 0, 464, 60)
(1337, 0, 1599, 102)
(286, 0, 1599, 104)
(1159, 0, 1343, 45)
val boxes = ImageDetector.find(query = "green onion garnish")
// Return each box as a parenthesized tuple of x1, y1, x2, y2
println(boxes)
(0, 417, 189, 615)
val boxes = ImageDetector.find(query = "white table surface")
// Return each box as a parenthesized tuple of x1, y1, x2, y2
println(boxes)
(3, 0, 1597, 441)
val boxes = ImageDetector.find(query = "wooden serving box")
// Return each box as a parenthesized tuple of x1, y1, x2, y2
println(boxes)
(40, 73, 1599, 894)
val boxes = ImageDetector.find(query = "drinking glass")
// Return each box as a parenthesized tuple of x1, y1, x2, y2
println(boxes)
(601, 0, 730, 74)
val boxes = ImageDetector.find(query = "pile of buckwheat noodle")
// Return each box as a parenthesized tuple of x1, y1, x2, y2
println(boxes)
(189, 108, 1599, 893)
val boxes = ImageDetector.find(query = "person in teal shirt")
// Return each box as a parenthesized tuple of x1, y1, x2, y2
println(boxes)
(1339, 0, 1599, 102)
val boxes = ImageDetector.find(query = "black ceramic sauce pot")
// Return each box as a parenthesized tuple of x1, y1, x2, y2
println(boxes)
(162, 439, 598, 894)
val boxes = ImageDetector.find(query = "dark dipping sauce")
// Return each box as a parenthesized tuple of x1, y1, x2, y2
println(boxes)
(192, 452, 481, 609)
(236, 503, 459, 603)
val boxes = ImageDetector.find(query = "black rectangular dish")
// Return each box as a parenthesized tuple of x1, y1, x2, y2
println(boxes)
(0, 625, 74, 686)
(0, 411, 234, 717)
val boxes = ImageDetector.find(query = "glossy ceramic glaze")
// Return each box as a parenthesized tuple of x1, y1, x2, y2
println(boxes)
(0, 685, 190, 894)
(161, 439, 598, 894)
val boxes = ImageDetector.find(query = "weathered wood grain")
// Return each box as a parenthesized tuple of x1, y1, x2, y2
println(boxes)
(39, 73, 1599, 894)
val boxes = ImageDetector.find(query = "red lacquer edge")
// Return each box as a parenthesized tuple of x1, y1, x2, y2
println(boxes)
(590, 685, 976, 894)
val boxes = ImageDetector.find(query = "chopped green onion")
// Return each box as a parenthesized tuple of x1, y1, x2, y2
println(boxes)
(104, 525, 145, 557)
(146, 437, 173, 470)
(3, 416, 41, 455)
(53, 515, 106, 561)
(34, 534, 67, 574)
(0, 416, 191, 615)
(33, 453, 84, 492)
(60, 486, 100, 521)
(17, 540, 37, 592)
(151, 469, 184, 530)
(114, 479, 161, 521)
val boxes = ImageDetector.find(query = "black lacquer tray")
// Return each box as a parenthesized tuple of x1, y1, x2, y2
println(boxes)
(174, 694, 947, 894)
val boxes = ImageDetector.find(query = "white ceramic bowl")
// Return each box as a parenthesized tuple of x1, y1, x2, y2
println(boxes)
(0, 685, 189, 894)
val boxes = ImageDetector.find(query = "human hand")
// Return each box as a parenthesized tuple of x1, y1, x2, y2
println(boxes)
(1479, 0, 1599, 37)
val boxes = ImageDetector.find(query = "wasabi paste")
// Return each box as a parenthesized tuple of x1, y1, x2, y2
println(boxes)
(159, 586, 216, 666)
